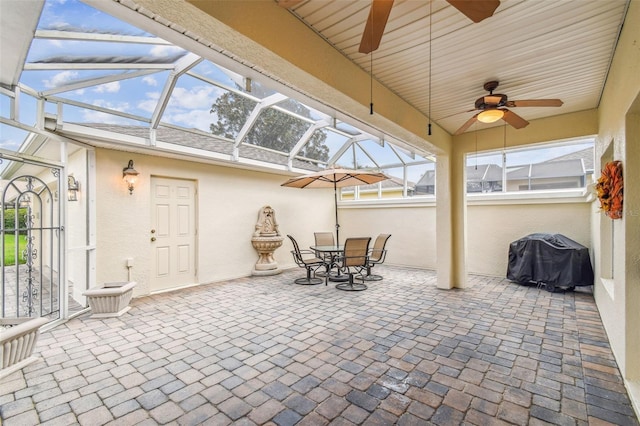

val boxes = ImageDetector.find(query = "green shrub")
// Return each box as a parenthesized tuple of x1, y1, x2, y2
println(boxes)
(2, 208, 27, 232)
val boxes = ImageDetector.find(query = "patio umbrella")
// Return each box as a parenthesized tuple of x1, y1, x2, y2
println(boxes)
(281, 168, 389, 245)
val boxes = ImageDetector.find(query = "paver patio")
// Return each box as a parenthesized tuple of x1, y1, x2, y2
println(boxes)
(1, 266, 637, 425)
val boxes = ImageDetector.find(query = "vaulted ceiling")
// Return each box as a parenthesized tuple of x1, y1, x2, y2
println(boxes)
(281, 0, 629, 135)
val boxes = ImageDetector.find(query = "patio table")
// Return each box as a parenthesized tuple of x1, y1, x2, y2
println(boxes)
(310, 245, 349, 282)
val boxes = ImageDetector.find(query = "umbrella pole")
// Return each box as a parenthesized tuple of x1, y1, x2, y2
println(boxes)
(334, 179, 339, 246)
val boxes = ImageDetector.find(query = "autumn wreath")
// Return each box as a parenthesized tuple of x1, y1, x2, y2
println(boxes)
(595, 160, 623, 219)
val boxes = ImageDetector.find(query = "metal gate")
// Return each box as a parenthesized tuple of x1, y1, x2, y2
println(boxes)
(1, 171, 61, 319)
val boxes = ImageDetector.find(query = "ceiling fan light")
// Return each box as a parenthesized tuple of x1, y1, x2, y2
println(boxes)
(477, 109, 504, 123)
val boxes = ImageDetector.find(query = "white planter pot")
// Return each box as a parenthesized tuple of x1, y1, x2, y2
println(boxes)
(83, 281, 137, 318)
(0, 316, 49, 380)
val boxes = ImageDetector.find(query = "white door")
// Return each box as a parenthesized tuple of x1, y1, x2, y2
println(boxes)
(150, 177, 197, 292)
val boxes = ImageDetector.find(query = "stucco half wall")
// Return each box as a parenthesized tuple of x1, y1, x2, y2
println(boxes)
(467, 201, 592, 277)
(339, 203, 438, 271)
(339, 198, 591, 278)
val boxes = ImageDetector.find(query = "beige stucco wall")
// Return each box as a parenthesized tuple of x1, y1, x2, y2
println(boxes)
(467, 201, 591, 277)
(339, 203, 438, 270)
(339, 199, 591, 278)
(592, 0, 640, 406)
(66, 147, 90, 304)
(94, 148, 336, 296)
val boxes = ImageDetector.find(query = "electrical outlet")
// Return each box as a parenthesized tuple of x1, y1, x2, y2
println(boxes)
(126, 258, 134, 267)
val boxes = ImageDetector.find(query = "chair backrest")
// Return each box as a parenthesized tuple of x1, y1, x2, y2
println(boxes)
(287, 235, 303, 264)
(370, 234, 391, 262)
(314, 232, 335, 247)
(342, 237, 371, 267)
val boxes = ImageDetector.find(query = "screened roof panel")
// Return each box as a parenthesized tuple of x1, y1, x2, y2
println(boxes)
(0, 124, 29, 153)
(16, 94, 38, 128)
(308, 129, 350, 162)
(382, 167, 405, 181)
(164, 73, 228, 132)
(37, 1, 151, 36)
(63, 104, 149, 127)
(334, 121, 360, 136)
(275, 97, 329, 123)
(27, 38, 176, 63)
(353, 145, 377, 169)
(188, 61, 271, 97)
(42, 71, 172, 122)
(355, 140, 395, 167)
(0, 95, 11, 119)
(244, 107, 309, 154)
(1, 0, 434, 179)
(209, 90, 258, 140)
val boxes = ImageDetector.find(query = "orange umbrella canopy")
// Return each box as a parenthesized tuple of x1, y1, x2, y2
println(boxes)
(282, 168, 390, 245)
(281, 168, 389, 189)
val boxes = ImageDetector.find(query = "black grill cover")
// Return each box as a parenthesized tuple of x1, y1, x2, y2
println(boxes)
(507, 233, 594, 287)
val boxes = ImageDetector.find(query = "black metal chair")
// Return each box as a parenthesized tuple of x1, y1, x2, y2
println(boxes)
(287, 235, 324, 285)
(359, 234, 391, 281)
(335, 237, 371, 291)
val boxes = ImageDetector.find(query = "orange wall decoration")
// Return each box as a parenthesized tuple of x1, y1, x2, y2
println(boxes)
(595, 160, 624, 219)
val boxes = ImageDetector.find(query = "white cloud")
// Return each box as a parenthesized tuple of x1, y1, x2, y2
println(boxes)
(169, 86, 217, 109)
(82, 108, 131, 125)
(93, 81, 121, 93)
(135, 86, 220, 128)
(137, 99, 158, 114)
(166, 109, 214, 132)
(142, 76, 157, 86)
(43, 70, 79, 88)
(137, 91, 161, 113)
(149, 45, 184, 58)
(0, 138, 21, 151)
(92, 100, 129, 111)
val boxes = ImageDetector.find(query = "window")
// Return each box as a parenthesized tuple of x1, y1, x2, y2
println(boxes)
(465, 139, 594, 194)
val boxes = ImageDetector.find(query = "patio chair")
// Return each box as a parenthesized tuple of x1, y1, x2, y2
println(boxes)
(335, 237, 371, 291)
(359, 234, 391, 281)
(314, 232, 335, 247)
(314, 232, 335, 277)
(287, 235, 324, 285)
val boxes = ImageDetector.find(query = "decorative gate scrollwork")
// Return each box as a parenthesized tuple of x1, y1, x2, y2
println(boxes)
(1, 170, 61, 319)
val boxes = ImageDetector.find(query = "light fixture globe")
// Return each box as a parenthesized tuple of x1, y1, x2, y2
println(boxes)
(477, 108, 505, 124)
(122, 160, 139, 195)
(67, 175, 80, 201)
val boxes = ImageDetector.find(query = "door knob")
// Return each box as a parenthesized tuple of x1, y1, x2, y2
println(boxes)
(151, 237, 156, 242)
(151, 229, 156, 233)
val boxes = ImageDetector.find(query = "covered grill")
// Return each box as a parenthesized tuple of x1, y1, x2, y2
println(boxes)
(507, 233, 594, 292)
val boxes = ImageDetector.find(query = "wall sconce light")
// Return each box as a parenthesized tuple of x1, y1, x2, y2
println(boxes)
(67, 175, 80, 201)
(122, 160, 139, 195)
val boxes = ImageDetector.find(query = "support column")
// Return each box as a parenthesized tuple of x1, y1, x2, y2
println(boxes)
(436, 150, 467, 289)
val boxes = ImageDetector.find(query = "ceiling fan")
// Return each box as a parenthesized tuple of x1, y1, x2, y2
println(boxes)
(277, 0, 501, 54)
(358, 0, 501, 54)
(453, 81, 564, 135)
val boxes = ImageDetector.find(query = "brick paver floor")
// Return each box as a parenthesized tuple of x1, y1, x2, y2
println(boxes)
(1, 266, 638, 425)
